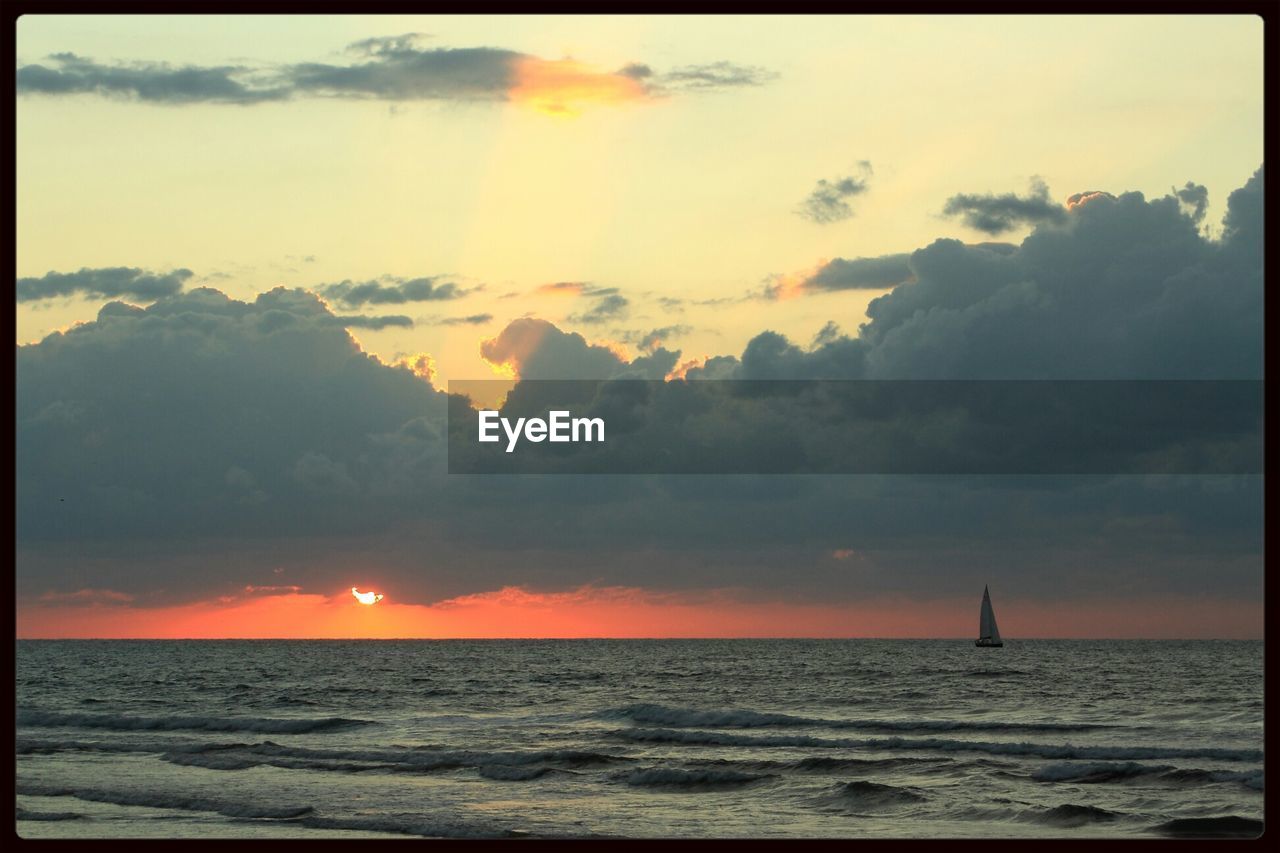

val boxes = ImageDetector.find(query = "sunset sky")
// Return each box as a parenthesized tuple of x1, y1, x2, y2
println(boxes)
(15, 14, 1265, 638)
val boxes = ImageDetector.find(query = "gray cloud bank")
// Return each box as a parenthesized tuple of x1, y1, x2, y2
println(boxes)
(16, 168, 1263, 609)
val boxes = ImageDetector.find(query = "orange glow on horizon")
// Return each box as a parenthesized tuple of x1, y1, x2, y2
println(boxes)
(15, 585, 1263, 640)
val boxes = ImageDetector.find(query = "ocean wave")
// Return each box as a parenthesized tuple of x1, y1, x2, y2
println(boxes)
(16, 782, 315, 820)
(16, 807, 88, 822)
(290, 814, 527, 839)
(477, 764, 562, 781)
(615, 767, 775, 789)
(816, 780, 927, 810)
(1150, 816, 1263, 838)
(614, 727, 1263, 762)
(17, 710, 371, 735)
(1033, 762, 1264, 790)
(1027, 804, 1121, 827)
(155, 741, 629, 776)
(790, 756, 949, 773)
(600, 703, 1109, 733)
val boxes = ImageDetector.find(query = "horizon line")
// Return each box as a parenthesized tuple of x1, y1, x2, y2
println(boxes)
(15, 636, 1262, 642)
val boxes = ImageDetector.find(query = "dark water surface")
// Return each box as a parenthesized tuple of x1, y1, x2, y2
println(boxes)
(15, 639, 1263, 838)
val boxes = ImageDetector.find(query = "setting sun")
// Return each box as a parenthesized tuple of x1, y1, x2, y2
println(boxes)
(351, 587, 385, 605)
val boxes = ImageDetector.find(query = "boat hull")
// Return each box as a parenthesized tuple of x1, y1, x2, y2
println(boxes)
(974, 639, 1004, 647)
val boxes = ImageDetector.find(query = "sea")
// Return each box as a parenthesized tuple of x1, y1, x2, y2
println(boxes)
(15, 639, 1264, 839)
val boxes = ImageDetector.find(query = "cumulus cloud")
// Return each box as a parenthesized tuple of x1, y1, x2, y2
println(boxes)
(796, 162, 872, 224)
(480, 317, 630, 379)
(942, 177, 1068, 235)
(1174, 181, 1209, 224)
(17, 267, 194, 303)
(752, 170, 1261, 380)
(17, 286, 448, 549)
(17, 39, 774, 110)
(316, 276, 471, 307)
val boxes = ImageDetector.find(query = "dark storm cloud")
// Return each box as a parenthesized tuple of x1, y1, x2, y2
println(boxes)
(15, 169, 1263, 609)
(17, 267, 195, 303)
(942, 177, 1068, 235)
(17, 39, 775, 106)
(316, 276, 471, 307)
(797, 163, 873, 224)
(752, 171, 1261, 379)
(17, 286, 448, 548)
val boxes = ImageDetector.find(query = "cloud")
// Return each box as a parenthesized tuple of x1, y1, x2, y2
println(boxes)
(17, 39, 775, 112)
(796, 163, 872, 224)
(740, 168, 1263, 380)
(15, 169, 1263, 617)
(17, 285, 448, 550)
(764, 254, 914, 299)
(620, 325, 694, 353)
(316, 276, 470, 307)
(15, 53, 289, 104)
(942, 177, 1068, 235)
(568, 292, 630, 324)
(480, 317, 630, 379)
(17, 267, 194, 303)
(645, 61, 778, 93)
(1173, 181, 1209, 224)
(532, 281, 630, 325)
(420, 313, 493, 327)
(331, 314, 414, 329)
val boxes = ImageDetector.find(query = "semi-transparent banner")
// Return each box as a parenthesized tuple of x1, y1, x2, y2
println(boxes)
(446, 380, 1262, 475)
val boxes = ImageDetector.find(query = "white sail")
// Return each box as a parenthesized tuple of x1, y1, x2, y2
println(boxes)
(979, 585, 1001, 642)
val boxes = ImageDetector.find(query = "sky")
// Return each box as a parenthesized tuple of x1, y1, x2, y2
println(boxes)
(14, 14, 1265, 638)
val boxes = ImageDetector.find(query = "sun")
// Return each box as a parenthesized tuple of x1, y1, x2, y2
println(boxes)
(351, 587, 385, 605)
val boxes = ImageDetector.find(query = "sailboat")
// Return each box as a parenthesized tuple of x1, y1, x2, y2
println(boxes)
(975, 585, 1003, 647)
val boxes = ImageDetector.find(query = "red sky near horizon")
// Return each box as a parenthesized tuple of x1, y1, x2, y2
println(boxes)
(15, 585, 1263, 640)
